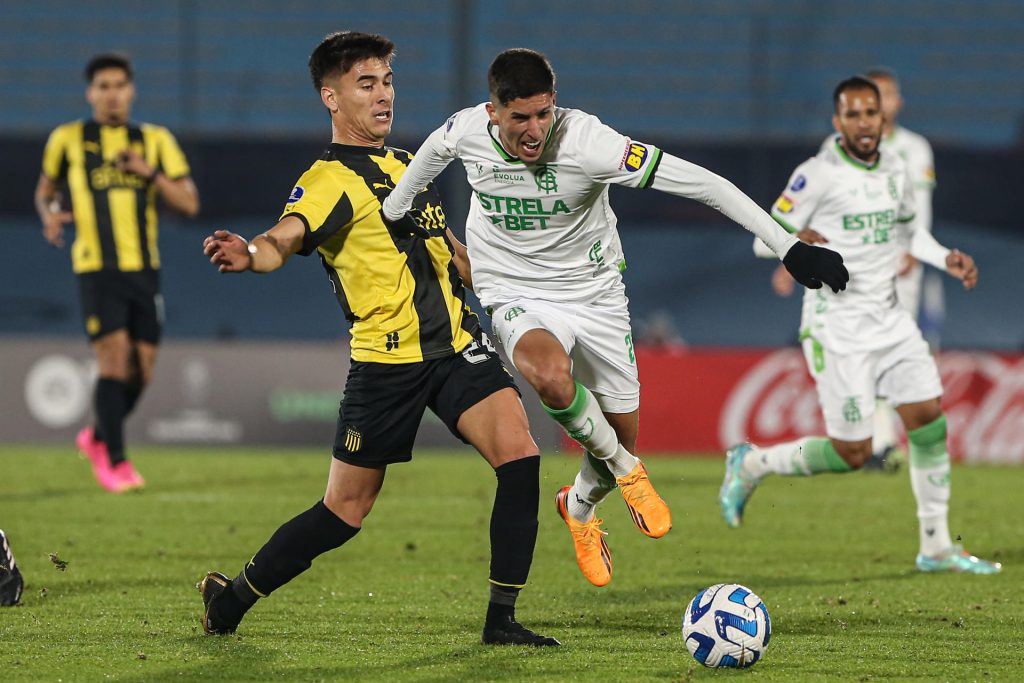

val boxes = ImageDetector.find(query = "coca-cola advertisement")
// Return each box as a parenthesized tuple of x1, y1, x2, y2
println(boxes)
(624, 347, 1024, 463)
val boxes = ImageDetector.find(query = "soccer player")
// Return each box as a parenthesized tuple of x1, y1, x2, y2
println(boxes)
(720, 76, 1000, 574)
(35, 53, 199, 493)
(197, 32, 558, 646)
(382, 48, 849, 587)
(0, 529, 24, 607)
(773, 68, 938, 471)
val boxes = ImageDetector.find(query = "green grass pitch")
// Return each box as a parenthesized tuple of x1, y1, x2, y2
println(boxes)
(0, 446, 1019, 681)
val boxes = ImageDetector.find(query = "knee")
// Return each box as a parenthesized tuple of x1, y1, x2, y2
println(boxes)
(526, 360, 575, 408)
(323, 492, 375, 527)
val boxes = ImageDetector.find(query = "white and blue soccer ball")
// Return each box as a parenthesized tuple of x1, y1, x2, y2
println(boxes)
(681, 583, 771, 668)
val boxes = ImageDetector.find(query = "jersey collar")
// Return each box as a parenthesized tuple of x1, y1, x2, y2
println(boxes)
(486, 110, 557, 165)
(834, 139, 880, 172)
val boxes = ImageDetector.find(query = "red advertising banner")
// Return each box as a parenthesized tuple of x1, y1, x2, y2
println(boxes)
(601, 347, 1023, 463)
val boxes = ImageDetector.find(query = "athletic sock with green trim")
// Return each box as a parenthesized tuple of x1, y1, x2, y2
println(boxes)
(743, 437, 852, 479)
(566, 451, 618, 522)
(908, 415, 952, 556)
(544, 382, 638, 478)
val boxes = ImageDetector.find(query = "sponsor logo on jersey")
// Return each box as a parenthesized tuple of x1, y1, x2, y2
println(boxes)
(287, 185, 305, 203)
(790, 175, 807, 192)
(622, 143, 648, 172)
(445, 114, 457, 132)
(842, 209, 895, 231)
(476, 191, 570, 231)
(775, 195, 794, 214)
(492, 165, 526, 185)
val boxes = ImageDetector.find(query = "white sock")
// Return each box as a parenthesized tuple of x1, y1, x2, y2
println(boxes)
(743, 437, 853, 479)
(567, 452, 618, 522)
(910, 462, 952, 556)
(873, 399, 898, 453)
(546, 384, 638, 478)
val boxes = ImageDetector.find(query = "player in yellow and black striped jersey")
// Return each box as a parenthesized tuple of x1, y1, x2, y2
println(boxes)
(281, 142, 479, 363)
(34, 53, 199, 493)
(197, 31, 558, 648)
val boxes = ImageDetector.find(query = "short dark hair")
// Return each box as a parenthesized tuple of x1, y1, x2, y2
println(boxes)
(833, 75, 881, 112)
(487, 48, 556, 105)
(85, 53, 133, 83)
(309, 31, 395, 90)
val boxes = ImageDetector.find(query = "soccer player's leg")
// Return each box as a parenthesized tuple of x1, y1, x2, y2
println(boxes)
(439, 338, 558, 646)
(720, 340, 871, 527)
(199, 361, 423, 634)
(887, 354, 1000, 575)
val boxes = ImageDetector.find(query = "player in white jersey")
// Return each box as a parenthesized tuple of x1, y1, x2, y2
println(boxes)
(721, 76, 1000, 574)
(775, 69, 940, 471)
(384, 49, 849, 587)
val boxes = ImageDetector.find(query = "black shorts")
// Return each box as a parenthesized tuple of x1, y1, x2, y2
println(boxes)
(77, 270, 163, 344)
(333, 333, 519, 467)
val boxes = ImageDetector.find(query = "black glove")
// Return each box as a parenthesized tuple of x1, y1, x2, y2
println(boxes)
(381, 210, 433, 239)
(782, 241, 849, 293)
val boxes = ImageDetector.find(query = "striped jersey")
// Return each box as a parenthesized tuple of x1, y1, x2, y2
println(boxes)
(41, 120, 190, 274)
(281, 143, 479, 364)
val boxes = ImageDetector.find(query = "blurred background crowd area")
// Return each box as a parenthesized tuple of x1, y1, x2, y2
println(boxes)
(2, 0, 1021, 349)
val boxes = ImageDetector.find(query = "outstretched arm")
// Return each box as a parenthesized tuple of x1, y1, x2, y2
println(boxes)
(650, 153, 798, 257)
(651, 154, 848, 292)
(382, 126, 455, 220)
(202, 215, 305, 274)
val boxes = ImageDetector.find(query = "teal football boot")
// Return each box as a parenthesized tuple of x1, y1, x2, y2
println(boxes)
(916, 545, 1002, 574)
(719, 444, 760, 529)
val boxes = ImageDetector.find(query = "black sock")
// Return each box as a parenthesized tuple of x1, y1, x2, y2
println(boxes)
(487, 455, 540, 620)
(123, 381, 144, 416)
(233, 499, 360, 605)
(95, 378, 128, 465)
(486, 585, 520, 626)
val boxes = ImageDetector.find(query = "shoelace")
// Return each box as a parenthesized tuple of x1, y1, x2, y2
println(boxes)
(573, 518, 607, 549)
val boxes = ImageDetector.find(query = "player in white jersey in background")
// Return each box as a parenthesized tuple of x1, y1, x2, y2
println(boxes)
(774, 68, 939, 471)
(721, 76, 1000, 574)
(384, 48, 849, 587)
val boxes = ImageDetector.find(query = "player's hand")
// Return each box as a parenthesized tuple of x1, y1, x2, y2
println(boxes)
(945, 249, 977, 290)
(897, 253, 919, 277)
(796, 227, 829, 245)
(381, 210, 442, 240)
(116, 149, 153, 180)
(203, 229, 251, 273)
(782, 241, 849, 293)
(41, 201, 73, 248)
(771, 263, 795, 297)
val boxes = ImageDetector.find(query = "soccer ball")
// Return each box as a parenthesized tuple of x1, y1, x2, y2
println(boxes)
(681, 583, 771, 668)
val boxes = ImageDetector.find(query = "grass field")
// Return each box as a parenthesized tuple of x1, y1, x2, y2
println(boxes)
(0, 446, 1019, 682)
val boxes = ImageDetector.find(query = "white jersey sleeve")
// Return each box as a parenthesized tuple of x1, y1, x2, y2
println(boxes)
(903, 168, 948, 270)
(382, 109, 470, 220)
(650, 153, 797, 257)
(572, 114, 663, 188)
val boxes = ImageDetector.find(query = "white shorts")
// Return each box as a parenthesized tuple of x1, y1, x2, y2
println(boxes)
(490, 295, 639, 413)
(803, 323, 942, 442)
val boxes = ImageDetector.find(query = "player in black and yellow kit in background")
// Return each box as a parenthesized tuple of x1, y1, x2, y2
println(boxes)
(197, 32, 558, 646)
(34, 53, 200, 493)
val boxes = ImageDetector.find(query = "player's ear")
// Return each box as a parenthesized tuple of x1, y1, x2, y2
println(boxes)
(321, 86, 338, 113)
(485, 101, 499, 124)
(831, 113, 841, 133)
